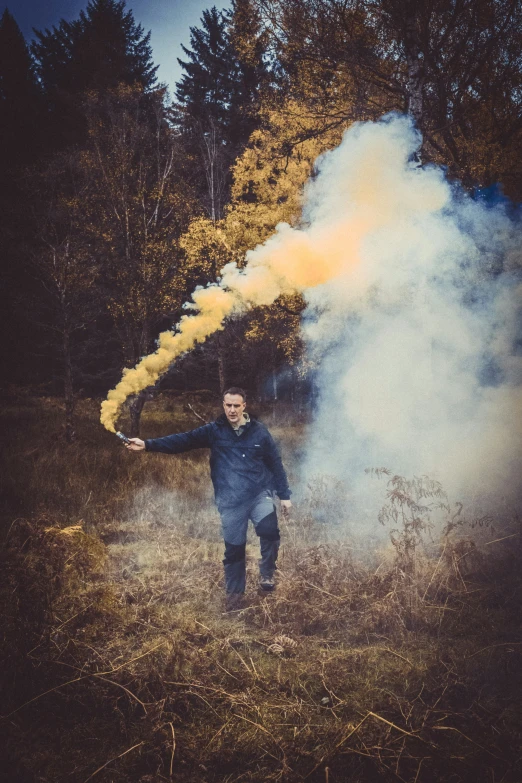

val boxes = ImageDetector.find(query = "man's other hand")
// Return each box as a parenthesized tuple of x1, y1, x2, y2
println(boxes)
(126, 438, 145, 451)
(280, 499, 292, 517)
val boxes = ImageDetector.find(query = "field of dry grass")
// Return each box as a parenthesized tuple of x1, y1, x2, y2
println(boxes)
(1, 393, 521, 783)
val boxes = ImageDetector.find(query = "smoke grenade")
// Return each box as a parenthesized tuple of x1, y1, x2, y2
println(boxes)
(115, 431, 131, 445)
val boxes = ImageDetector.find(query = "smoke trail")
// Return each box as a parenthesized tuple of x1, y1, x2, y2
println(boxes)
(102, 112, 521, 517)
(100, 286, 237, 431)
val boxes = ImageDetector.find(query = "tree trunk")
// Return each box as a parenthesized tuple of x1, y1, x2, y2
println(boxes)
(209, 140, 216, 223)
(406, 52, 424, 128)
(129, 389, 147, 437)
(202, 120, 224, 222)
(122, 319, 154, 437)
(404, 14, 424, 164)
(217, 333, 226, 392)
(63, 325, 76, 443)
(272, 364, 278, 422)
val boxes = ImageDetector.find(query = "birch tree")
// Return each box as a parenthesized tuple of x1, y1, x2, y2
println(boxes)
(30, 153, 100, 442)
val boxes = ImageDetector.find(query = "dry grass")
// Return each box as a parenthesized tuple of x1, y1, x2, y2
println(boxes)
(1, 395, 521, 783)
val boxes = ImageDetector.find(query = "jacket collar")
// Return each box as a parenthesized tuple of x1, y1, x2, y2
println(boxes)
(216, 413, 255, 428)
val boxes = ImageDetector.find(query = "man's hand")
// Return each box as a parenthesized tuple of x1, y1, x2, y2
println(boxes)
(126, 438, 145, 451)
(280, 499, 292, 517)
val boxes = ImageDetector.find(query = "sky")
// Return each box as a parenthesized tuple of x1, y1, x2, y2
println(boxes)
(10, 0, 230, 94)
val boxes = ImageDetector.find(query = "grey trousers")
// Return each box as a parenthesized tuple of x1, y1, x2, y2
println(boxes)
(219, 490, 280, 594)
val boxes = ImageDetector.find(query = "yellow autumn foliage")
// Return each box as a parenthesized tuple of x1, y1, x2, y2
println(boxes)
(179, 100, 349, 366)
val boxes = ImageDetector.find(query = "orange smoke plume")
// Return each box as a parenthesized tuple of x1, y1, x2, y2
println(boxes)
(100, 286, 237, 432)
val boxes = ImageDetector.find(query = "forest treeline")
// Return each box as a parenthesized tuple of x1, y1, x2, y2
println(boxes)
(1, 0, 521, 438)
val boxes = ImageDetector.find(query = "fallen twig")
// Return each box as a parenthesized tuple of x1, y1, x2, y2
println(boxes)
(432, 725, 503, 760)
(168, 722, 176, 777)
(83, 741, 144, 782)
(187, 403, 208, 423)
(300, 578, 349, 600)
(483, 533, 518, 546)
(380, 648, 414, 667)
(95, 676, 148, 713)
(465, 641, 522, 659)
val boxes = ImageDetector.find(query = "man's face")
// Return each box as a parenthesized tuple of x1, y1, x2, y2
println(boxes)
(223, 393, 246, 425)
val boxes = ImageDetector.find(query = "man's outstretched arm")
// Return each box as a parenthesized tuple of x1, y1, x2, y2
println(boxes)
(126, 424, 213, 454)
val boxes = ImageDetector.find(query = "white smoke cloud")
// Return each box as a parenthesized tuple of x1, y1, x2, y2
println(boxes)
(299, 114, 522, 519)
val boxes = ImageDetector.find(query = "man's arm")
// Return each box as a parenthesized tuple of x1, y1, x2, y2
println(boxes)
(126, 424, 213, 454)
(263, 432, 291, 502)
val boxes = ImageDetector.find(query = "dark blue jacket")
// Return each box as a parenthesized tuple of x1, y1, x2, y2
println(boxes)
(145, 415, 291, 509)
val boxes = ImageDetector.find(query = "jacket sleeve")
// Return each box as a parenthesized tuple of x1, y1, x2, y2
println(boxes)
(145, 424, 213, 454)
(263, 432, 291, 500)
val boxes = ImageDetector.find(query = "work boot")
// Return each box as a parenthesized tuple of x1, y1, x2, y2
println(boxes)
(259, 575, 276, 592)
(225, 592, 244, 612)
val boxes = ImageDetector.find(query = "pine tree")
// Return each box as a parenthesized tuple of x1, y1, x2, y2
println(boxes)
(0, 9, 40, 178)
(176, 7, 235, 133)
(175, 3, 271, 218)
(32, 0, 158, 150)
(0, 9, 42, 389)
(228, 0, 272, 148)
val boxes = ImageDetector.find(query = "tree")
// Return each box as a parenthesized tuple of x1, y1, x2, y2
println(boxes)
(0, 9, 42, 390)
(0, 9, 40, 165)
(78, 86, 197, 434)
(255, 0, 522, 194)
(179, 101, 333, 395)
(176, 7, 235, 137)
(175, 2, 272, 219)
(173, 3, 275, 389)
(175, 7, 237, 220)
(32, 0, 158, 150)
(377, 0, 522, 182)
(227, 0, 273, 149)
(256, 0, 389, 128)
(29, 152, 101, 442)
(23, 85, 198, 437)
(223, 101, 336, 392)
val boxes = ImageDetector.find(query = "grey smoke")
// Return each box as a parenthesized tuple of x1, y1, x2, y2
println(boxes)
(298, 115, 521, 521)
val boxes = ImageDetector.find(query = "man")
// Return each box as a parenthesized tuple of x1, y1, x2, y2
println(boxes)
(126, 387, 292, 611)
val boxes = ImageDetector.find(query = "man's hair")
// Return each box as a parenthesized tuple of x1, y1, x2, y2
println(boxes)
(222, 386, 247, 401)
